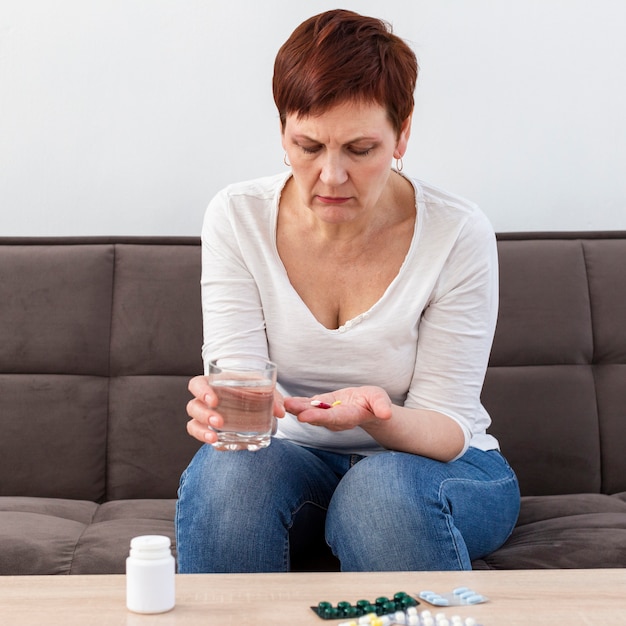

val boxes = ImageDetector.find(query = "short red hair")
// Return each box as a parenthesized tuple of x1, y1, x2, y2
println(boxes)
(273, 9, 418, 137)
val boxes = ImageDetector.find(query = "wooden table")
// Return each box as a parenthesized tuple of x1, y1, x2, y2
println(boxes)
(1, 569, 625, 625)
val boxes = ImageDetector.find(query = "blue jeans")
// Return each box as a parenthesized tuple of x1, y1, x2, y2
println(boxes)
(175, 439, 520, 572)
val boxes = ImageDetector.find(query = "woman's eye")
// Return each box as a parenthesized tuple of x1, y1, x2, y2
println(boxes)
(301, 145, 322, 154)
(349, 146, 374, 156)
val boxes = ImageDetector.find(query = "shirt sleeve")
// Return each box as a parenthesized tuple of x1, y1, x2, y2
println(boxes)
(405, 209, 499, 454)
(199, 188, 270, 373)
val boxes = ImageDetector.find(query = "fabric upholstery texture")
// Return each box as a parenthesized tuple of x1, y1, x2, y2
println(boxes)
(0, 233, 625, 574)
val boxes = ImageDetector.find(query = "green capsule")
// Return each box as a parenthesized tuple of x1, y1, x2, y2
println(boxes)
(337, 600, 352, 613)
(383, 601, 396, 613)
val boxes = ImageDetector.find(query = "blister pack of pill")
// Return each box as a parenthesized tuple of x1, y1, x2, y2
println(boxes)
(418, 588, 488, 607)
(311, 590, 483, 625)
(336, 607, 482, 626)
(312, 591, 419, 620)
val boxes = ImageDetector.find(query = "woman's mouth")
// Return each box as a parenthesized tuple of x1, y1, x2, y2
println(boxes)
(317, 195, 351, 205)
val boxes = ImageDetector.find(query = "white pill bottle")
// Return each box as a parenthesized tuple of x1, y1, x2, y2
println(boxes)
(126, 535, 175, 614)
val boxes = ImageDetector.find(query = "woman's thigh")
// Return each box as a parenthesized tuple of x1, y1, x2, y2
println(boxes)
(175, 438, 340, 572)
(326, 448, 520, 571)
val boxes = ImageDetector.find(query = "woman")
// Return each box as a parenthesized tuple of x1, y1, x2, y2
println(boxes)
(176, 9, 520, 572)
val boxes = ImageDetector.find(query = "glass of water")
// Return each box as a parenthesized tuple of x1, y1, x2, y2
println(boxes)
(208, 356, 277, 451)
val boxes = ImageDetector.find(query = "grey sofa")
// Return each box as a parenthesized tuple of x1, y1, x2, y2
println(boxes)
(1, 232, 625, 574)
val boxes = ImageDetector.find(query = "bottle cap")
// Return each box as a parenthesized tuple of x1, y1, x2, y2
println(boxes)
(129, 535, 171, 559)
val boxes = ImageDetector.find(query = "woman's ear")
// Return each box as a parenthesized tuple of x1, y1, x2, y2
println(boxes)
(394, 114, 412, 159)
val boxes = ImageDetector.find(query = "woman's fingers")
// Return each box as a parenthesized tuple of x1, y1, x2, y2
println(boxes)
(186, 416, 218, 444)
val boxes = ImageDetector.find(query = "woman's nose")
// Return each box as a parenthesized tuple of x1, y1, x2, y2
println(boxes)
(320, 153, 348, 186)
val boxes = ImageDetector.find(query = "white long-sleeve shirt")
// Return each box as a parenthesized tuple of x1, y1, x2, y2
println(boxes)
(200, 171, 499, 455)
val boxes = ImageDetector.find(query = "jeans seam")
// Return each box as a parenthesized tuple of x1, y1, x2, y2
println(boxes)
(288, 499, 329, 530)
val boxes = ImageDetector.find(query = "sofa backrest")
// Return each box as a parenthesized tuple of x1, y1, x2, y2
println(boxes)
(0, 239, 203, 502)
(0, 233, 625, 501)
(484, 233, 626, 496)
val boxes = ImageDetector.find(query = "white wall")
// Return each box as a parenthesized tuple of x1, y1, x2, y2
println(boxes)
(1, 0, 625, 236)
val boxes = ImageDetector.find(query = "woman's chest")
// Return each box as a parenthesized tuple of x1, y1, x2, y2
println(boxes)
(278, 231, 412, 330)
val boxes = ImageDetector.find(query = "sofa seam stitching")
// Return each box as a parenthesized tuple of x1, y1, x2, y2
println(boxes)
(67, 505, 99, 574)
(105, 243, 117, 503)
(581, 239, 604, 494)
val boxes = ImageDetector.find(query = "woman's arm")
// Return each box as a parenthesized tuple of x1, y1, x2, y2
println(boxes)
(199, 188, 270, 369)
(186, 187, 286, 445)
(285, 388, 465, 461)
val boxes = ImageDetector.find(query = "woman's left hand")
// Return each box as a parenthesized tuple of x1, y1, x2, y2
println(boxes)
(285, 386, 465, 461)
(284, 386, 393, 432)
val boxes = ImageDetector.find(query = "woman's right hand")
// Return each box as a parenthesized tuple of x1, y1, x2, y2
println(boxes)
(185, 375, 286, 445)
(186, 375, 222, 444)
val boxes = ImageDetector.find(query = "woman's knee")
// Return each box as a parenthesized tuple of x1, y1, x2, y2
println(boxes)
(325, 452, 476, 570)
(178, 438, 341, 521)
(328, 452, 444, 514)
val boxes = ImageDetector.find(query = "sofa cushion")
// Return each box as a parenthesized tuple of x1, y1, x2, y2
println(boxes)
(109, 244, 203, 376)
(489, 239, 593, 366)
(597, 364, 626, 494)
(0, 497, 176, 575)
(482, 365, 601, 496)
(584, 239, 626, 363)
(107, 376, 200, 500)
(70, 499, 177, 574)
(474, 493, 626, 569)
(0, 375, 108, 500)
(0, 497, 98, 574)
(0, 244, 113, 376)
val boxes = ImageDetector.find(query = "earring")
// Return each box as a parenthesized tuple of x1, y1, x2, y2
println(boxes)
(283, 153, 291, 167)
(395, 157, 404, 172)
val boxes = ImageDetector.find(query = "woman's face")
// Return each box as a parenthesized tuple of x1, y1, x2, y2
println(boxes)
(281, 100, 411, 226)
